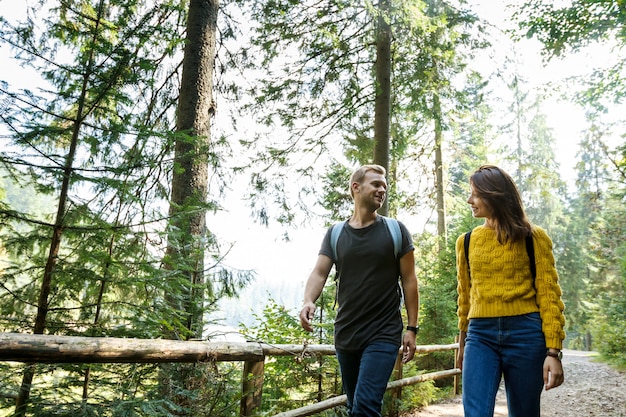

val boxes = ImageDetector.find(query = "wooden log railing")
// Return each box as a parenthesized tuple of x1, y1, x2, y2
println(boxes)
(0, 332, 460, 417)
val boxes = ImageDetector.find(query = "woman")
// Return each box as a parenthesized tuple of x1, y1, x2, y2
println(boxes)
(456, 165, 565, 417)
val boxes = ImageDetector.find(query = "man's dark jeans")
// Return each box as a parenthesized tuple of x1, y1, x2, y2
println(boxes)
(336, 341, 399, 417)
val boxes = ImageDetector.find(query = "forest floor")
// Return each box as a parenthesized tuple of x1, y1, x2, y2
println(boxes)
(401, 349, 626, 417)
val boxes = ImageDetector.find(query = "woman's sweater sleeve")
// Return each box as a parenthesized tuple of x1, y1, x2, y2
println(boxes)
(533, 227, 566, 349)
(456, 234, 470, 332)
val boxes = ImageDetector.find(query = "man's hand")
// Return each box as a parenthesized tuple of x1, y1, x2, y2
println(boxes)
(299, 302, 316, 332)
(401, 331, 417, 364)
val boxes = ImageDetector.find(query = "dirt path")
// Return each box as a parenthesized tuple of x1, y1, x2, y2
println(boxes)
(402, 350, 626, 417)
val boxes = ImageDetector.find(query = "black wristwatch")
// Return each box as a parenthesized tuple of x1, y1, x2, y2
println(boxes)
(546, 350, 563, 361)
(406, 325, 419, 334)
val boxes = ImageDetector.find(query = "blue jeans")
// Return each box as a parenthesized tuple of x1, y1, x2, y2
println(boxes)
(335, 341, 399, 417)
(462, 313, 546, 417)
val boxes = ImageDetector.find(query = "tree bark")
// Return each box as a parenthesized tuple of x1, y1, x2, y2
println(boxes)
(0, 333, 265, 363)
(373, 0, 392, 216)
(433, 91, 447, 252)
(0, 332, 456, 361)
(164, 0, 218, 340)
(160, 0, 219, 413)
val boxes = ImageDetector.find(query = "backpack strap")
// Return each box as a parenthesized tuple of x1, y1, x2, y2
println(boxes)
(525, 234, 536, 279)
(381, 216, 402, 259)
(464, 231, 472, 277)
(330, 220, 348, 261)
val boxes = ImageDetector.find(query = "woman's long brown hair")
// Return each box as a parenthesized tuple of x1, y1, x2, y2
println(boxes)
(470, 165, 533, 244)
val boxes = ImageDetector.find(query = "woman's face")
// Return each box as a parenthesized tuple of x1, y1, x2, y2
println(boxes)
(467, 183, 492, 219)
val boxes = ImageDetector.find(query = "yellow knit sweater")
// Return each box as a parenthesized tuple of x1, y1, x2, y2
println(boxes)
(456, 225, 566, 349)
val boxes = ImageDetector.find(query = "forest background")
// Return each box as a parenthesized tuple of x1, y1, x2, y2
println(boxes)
(0, 0, 625, 416)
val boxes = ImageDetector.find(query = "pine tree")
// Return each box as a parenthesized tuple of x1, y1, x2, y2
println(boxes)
(0, 1, 250, 414)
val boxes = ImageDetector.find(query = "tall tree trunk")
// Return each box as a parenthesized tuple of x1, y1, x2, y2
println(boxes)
(160, 0, 218, 414)
(164, 0, 218, 341)
(512, 75, 524, 184)
(373, 0, 392, 216)
(433, 92, 447, 252)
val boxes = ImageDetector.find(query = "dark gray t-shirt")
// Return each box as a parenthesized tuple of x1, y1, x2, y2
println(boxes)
(319, 216, 414, 350)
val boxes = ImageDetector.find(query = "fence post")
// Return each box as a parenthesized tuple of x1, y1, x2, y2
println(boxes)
(453, 335, 460, 396)
(241, 358, 265, 417)
(389, 352, 403, 417)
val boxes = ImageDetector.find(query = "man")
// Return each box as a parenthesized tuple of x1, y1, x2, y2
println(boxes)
(299, 164, 419, 417)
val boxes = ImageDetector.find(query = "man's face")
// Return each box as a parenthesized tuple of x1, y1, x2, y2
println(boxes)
(355, 171, 387, 209)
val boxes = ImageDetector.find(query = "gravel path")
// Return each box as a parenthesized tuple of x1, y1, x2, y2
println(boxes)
(402, 350, 626, 417)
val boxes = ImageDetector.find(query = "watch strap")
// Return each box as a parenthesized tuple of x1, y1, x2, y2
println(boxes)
(546, 350, 563, 360)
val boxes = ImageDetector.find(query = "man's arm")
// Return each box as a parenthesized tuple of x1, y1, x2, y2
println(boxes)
(399, 250, 419, 363)
(299, 254, 333, 332)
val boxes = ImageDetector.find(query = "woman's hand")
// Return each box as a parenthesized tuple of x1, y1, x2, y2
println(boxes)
(544, 355, 565, 390)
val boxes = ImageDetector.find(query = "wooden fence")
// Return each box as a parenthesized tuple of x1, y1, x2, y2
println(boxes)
(0, 332, 461, 417)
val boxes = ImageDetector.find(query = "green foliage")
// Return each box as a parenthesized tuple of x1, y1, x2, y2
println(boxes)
(413, 232, 457, 346)
(515, 0, 626, 106)
(0, 0, 624, 414)
(156, 362, 242, 417)
(553, 199, 594, 350)
(0, 0, 250, 414)
(225, 0, 487, 226)
(0, 0, 189, 333)
(240, 298, 342, 415)
(552, 128, 605, 350)
(0, 362, 242, 417)
(241, 293, 443, 416)
(586, 177, 626, 365)
(385, 363, 439, 414)
(512, 96, 568, 232)
(319, 163, 354, 223)
(591, 296, 626, 366)
(515, 0, 626, 58)
(555, 115, 626, 363)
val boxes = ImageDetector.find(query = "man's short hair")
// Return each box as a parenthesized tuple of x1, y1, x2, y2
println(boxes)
(349, 164, 386, 197)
